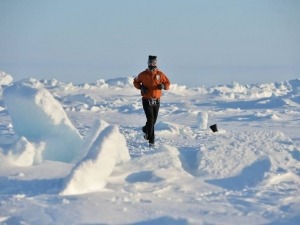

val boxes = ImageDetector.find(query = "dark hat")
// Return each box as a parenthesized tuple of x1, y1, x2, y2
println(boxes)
(148, 55, 157, 61)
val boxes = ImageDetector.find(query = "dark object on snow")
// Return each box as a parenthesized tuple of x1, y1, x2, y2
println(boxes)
(210, 124, 218, 132)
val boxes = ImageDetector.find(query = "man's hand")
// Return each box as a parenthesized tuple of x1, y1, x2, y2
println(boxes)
(157, 83, 165, 90)
(140, 85, 148, 94)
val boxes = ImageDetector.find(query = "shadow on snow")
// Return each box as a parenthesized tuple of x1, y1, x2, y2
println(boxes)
(206, 157, 271, 191)
(0, 176, 63, 196)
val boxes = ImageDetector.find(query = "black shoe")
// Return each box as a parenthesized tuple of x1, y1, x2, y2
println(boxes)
(149, 142, 155, 148)
(142, 126, 148, 140)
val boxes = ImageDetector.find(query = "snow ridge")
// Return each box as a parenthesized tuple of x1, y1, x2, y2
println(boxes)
(61, 122, 130, 195)
(3, 78, 83, 163)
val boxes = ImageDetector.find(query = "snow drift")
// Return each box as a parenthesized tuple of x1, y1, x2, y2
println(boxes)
(4, 137, 44, 167)
(3, 78, 83, 163)
(0, 71, 13, 87)
(61, 120, 130, 195)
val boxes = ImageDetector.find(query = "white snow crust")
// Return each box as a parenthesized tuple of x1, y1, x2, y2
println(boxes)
(0, 71, 299, 225)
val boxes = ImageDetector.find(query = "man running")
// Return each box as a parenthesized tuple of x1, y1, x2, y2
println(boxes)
(133, 55, 171, 147)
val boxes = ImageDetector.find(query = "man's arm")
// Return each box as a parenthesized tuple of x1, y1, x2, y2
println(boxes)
(133, 75, 142, 89)
(161, 72, 171, 90)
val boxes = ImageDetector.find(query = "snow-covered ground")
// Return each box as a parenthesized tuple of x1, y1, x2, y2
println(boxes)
(0, 71, 299, 225)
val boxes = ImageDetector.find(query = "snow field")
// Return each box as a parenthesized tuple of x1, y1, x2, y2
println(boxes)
(0, 72, 299, 224)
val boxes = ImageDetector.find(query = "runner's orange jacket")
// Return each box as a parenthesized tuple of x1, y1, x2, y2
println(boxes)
(133, 69, 171, 99)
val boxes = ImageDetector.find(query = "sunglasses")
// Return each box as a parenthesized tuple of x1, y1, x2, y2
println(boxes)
(148, 60, 157, 66)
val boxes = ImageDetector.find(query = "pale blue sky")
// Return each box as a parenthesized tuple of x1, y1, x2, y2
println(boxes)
(1, 0, 299, 87)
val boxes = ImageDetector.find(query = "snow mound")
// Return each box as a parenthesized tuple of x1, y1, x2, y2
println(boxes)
(156, 121, 193, 136)
(208, 157, 272, 190)
(197, 111, 208, 130)
(0, 71, 13, 97)
(62, 93, 96, 108)
(120, 145, 188, 195)
(125, 145, 187, 186)
(4, 137, 44, 167)
(0, 71, 13, 87)
(105, 77, 134, 87)
(195, 131, 295, 176)
(3, 78, 83, 162)
(80, 119, 110, 159)
(134, 145, 183, 172)
(179, 130, 299, 192)
(61, 121, 130, 195)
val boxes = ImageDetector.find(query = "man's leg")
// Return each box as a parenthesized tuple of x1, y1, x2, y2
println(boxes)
(153, 103, 160, 125)
(150, 103, 160, 144)
(142, 99, 155, 144)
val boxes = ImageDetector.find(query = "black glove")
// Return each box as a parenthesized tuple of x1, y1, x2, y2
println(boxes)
(140, 85, 148, 94)
(157, 83, 165, 90)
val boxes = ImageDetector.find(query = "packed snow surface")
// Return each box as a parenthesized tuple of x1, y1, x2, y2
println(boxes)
(0, 71, 299, 225)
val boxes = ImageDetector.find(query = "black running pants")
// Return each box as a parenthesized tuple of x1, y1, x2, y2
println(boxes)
(142, 99, 160, 144)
